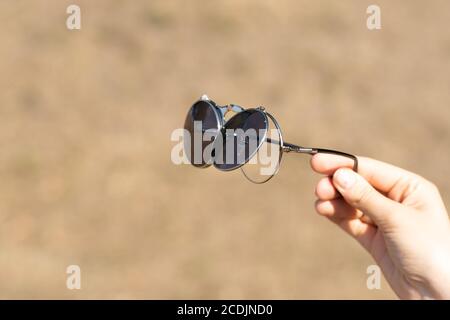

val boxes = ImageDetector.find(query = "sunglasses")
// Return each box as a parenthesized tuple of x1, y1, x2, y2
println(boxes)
(183, 95, 358, 183)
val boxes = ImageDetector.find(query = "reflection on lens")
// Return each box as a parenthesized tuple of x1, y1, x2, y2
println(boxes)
(241, 112, 283, 183)
(214, 110, 268, 171)
(184, 101, 220, 167)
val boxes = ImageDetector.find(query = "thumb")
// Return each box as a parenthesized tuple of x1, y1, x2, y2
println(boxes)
(332, 168, 402, 228)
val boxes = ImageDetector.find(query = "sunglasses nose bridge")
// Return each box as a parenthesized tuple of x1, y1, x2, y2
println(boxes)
(218, 104, 245, 118)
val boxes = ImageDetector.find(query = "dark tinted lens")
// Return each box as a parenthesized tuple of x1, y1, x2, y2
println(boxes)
(214, 110, 267, 171)
(184, 101, 220, 167)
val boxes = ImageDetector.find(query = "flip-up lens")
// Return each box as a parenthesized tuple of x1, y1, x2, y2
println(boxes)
(214, 109, 268, 171)
(184, 101, 221, 167)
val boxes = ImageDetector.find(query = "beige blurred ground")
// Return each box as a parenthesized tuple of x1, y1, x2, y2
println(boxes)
(0, 0, 449, 299)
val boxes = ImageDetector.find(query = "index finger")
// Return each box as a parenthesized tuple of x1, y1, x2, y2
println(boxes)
(310, 153, 416, 194)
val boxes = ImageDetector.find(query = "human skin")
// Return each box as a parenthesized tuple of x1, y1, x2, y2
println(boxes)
(311, 154, 450, 299)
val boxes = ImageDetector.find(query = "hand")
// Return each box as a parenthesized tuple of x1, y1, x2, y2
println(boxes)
(311, 154, 450, 299)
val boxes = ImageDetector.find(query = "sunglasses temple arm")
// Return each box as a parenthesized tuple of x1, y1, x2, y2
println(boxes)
(313, 148, 359, 172)
(266, 139, 358, 172)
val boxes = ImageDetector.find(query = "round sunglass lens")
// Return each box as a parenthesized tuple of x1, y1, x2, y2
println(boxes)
(184, 101, 220, 167)
(214, 109, 268, 171)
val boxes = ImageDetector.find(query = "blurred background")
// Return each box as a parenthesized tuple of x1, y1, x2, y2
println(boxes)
(0, 0, 449, 299)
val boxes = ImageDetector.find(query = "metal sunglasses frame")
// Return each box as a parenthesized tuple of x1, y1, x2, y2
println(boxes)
(187, 94, 358, 183)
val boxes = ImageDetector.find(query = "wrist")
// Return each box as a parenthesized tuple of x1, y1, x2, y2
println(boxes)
(425, 246, 450, 299)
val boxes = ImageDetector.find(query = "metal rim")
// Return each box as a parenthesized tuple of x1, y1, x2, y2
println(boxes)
(240, 111, 284, 184)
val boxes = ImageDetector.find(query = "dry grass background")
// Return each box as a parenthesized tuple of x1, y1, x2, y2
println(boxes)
(0, 0, 449, 299)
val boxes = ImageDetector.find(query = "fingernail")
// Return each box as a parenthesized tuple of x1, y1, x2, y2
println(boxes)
(334, 169, 356, 189)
